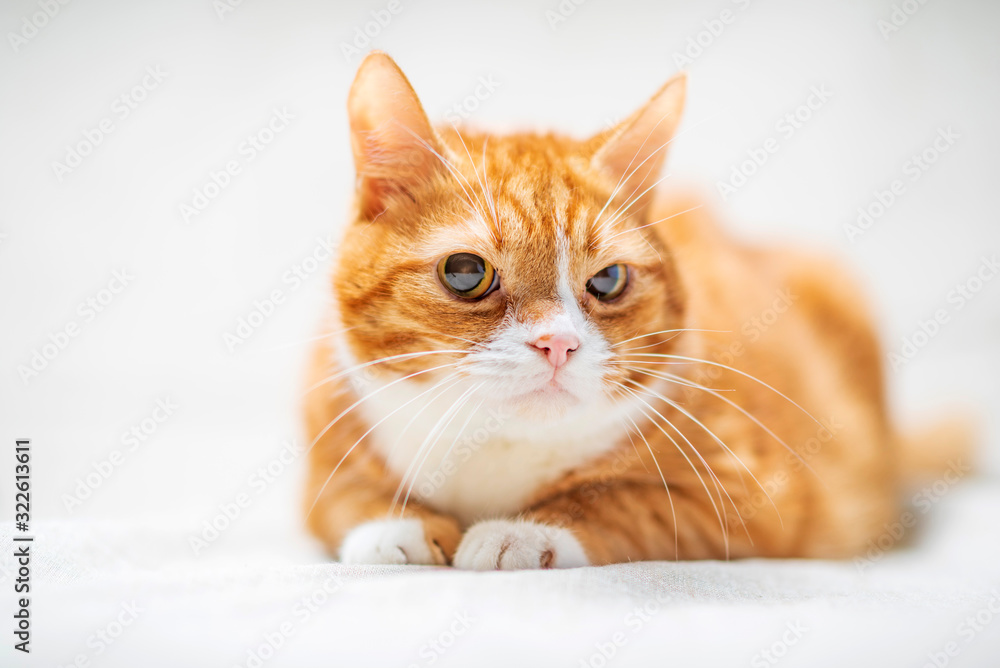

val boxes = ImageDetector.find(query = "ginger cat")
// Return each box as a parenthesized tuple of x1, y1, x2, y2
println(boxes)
(302, 52, 945, 569)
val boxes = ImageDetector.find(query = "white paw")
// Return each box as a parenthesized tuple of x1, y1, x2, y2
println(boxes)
(339, 519, 443, 565)
(453, 519, 590, 571)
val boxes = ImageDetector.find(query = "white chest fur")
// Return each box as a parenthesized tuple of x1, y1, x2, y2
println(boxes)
(354, 378, 628, 526)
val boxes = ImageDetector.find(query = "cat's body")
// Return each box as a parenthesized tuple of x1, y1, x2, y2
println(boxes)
(303, 53, 939, 569)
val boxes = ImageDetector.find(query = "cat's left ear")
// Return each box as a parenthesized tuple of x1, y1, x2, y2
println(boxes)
(348, 51, 445, 219)
(588, 73, 687, 201)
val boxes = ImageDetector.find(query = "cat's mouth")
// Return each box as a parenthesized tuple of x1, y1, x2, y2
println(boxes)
(538, 377, 574, 397)
(504, 374, 580, 413)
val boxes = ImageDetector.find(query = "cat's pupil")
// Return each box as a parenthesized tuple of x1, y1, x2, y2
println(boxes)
(589, 266, 618, 293)
(587, 264, 627, 300)
(444, 253, 486, 292)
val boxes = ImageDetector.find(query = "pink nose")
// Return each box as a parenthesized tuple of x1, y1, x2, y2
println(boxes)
(531, 333, 580, 368)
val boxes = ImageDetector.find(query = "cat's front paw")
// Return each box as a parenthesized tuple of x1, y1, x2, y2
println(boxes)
(339, 519, 447, 565)
(453, 519, 590, 570)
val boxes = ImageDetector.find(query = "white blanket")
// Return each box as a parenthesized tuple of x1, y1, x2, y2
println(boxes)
(3, 479, 999, 667)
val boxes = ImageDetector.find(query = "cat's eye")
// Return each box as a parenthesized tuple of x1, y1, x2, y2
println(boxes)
(437, 253, 498, 300)
(586, 263, 628, 301)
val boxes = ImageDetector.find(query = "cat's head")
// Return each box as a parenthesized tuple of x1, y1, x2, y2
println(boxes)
(332, 52, 688, 423)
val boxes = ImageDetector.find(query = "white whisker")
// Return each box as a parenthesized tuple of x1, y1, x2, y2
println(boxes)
(614, 381, 732, 557)
(396, 380, 486, 516)
(627, 379, 751, 546)
(598, 171, 675, 235)
(395, 122, 488, 236)
(301, 349, 469, 398)
(592, 113, 720, 243)
(603, 204, 704, 242)
(622, 353, 824, 428)
(481, 134, 501, 238)
(625, 375, 779, 529)
(591, 112, 676, 233)
(613, 327, 727, 350)
(304, 362, 461, 460)
(454, 128, 500, 242)
(304, 370, 463, 520)
(627, 366, 823, 485)
(619, 410, 679, 559)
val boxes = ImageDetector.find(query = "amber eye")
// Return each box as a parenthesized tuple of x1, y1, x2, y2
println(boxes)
(437, 253, 498, 299)
(586, 264, 628, 301)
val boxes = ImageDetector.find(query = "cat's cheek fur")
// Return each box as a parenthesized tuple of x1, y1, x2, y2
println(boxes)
(339, 519, 446, 565)
(452, 519, 591, 571)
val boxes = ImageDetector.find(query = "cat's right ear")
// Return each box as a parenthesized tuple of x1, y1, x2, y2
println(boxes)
(587, 73, 687, 205)
(348, 51, 444, 219)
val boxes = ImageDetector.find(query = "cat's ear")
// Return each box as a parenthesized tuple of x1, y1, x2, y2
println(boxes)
(348, 51, 444, 219)
(588, 73, 687, 203)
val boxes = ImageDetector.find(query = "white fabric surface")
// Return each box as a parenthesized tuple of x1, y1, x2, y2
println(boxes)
(2, 480, 1000, 667)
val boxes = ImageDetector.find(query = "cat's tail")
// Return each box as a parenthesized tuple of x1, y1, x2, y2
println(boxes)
(894, 413, 977, 483)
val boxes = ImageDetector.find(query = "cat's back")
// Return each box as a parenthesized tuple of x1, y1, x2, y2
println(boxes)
(654, 191, 882, 376)
(653, 191, 897, 555)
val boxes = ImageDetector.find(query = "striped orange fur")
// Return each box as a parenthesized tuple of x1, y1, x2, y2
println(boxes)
(303, 52, 961, 569)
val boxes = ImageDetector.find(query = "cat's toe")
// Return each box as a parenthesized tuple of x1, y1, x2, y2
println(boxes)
(339, 519, 445, 565)
(452, 519, 590, 570)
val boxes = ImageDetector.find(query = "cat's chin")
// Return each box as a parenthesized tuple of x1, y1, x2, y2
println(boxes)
(502, 382, 582, 421)
(506, 400, 576, 422)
